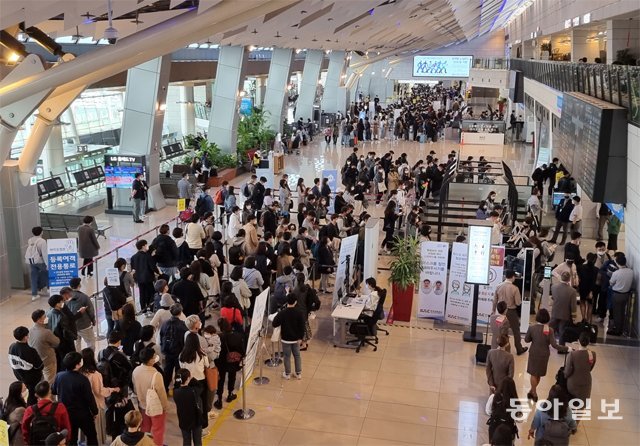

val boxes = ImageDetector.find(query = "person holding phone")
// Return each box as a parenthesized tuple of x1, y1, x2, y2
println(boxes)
(131, 172, 148, 223)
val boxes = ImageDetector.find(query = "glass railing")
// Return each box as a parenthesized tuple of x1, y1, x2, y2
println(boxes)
(509, 58, 640, 125)
(472, 58, 508, 70)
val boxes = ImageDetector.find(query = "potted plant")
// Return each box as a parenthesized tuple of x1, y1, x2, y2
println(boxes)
(388, 236, 422, 322)
(497, 97, 507, 115)
(196, 140, 237, 186)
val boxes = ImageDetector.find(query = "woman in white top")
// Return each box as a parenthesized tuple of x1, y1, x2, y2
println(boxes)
(227, 206, 243, 240)
(185, 213, 205, 257)
(81, 348, 119, 445)
(179, 333, 210, 430)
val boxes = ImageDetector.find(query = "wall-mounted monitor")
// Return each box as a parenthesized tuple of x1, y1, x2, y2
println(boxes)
(413, 55, 473, 78)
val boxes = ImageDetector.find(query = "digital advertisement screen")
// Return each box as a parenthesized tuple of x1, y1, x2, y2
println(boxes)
(466, 224, 493, 285)
(105, 166, 141, 189)
(413, 55, 473, 78)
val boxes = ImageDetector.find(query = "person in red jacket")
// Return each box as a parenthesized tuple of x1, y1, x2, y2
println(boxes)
(22, 380, 71, 445)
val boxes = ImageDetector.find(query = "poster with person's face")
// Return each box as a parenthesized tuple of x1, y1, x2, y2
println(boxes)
(417, 241, 449, 319)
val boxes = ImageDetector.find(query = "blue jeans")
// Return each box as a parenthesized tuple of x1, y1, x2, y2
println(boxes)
(181, 426, 202, 446)
(281, 342, 302, 375)
(29, 263, 48, 296)
(132, 198, 145, 221)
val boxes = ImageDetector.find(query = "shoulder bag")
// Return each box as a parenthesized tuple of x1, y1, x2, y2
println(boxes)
(145, 372, 163, 417)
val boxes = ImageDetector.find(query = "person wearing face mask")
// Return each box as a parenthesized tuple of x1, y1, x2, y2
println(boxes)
(577, 253, 598, 322)
(179, 333, 210, 436)
(242, 214, 260, 255)
(476, 200, 490, 220)
(549, 193, 574, 245)
(29, 309, 60, 385)
(8, 326, 43, 406)
(550, 271, 578, 346)
(485, 191, 498, 211)
(21, 380, 72, 446)
(47, 294, 80, 371)
(592, 242, 611, 322)
(53, 352, 99, 446)
(552, 254, 579, 288)
(132, 348, 168, 445)
(227, 206, 243, 240)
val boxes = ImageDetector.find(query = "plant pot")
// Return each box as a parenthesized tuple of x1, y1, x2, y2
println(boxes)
(391, 283, 414, 322)
(208, 168, 236, 187)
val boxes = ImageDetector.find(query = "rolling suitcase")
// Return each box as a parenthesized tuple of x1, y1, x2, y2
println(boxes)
(475, 322, 491, 365)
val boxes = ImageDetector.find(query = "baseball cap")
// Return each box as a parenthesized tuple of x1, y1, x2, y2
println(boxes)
(45, 430, 68, 445)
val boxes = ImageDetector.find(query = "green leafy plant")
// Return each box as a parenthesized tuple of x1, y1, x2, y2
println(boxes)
(197, 139, 236, 169)
(388, 236, 423, 290)
(184, 134, 200, 150)
(615, 48, 637, 65)
(236, 107, 276, 160)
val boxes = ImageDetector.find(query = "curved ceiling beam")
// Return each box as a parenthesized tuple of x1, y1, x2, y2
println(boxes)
(0, 0, 299, 106)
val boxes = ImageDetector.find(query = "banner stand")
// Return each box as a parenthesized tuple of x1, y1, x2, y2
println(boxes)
(233, 362, 256, 420)
(463, 284, 483, 343)
(264, 289, 282, 367)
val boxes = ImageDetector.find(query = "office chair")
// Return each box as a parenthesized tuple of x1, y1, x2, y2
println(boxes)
(347, 320, 377, 353)
(373, 289, 389, 339)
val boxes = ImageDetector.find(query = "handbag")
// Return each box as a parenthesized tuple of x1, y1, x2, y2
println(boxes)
(205, 367, 219, 392)
(224, 338, 242, 364)
(145, 372, 163, 417)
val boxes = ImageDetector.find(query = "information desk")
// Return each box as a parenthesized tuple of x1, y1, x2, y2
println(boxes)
(272, 153, 285, 174)
(460, 119, 505, 146)
(331, 296, 367, 348)
(460, 132, 504, 145)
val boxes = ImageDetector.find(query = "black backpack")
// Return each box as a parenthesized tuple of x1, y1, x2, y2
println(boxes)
(306, 287, 321, 312)
(97, 348, 130, 388)
(29, 402, 59, 446)
(161, 321, 184, 356)
(542, 418, 571, 445)
(243, 183, 252, 198)
(228, 244, 245, 265)
(290, 237, 301, 258)
(194, 196, 206, 216)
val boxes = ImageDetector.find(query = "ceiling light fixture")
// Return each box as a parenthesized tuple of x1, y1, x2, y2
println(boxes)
(312, 37, 318, 42)
(274, 31, 282, 38)
(251, 28, 258, 34)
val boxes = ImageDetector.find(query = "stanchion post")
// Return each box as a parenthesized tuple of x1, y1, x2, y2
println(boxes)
(233, 362, 255, 420)
(253, 332, 270, 386)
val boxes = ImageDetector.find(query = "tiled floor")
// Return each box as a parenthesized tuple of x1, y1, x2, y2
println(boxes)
(2, 135, 638, 445)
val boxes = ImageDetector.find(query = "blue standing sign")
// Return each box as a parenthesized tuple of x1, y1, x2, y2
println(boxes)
(322, 169, 338, 215)
(47, 238, 79, 295)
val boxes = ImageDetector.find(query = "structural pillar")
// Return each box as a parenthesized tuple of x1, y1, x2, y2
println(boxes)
(208, 45, 248, 154)
(0, 161, 40, 291)
(180, 84, 196, 137)
(42, 124, 65, 175)
(118, 55, 171, 208)
(294, 50, 323, 122)
(255, 76, 267, 107)
(321, 50, 347, 114)
(607, 20, 640, 64)
(263, 47, 294, 133)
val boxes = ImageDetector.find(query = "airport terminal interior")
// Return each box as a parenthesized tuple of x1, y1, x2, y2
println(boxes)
(1, 0, 640, 445)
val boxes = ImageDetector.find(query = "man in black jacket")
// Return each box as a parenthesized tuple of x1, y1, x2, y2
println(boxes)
(250, 177, 267, 218)
(130, 239, 159, 315)
(151, 224, 179, 277)
(159, 304, 188, 389)
(171, 267, 205, 317)
(53, 352, 99, 445)
(550, 193, 574, 245)
(272, 294, 306, 380)
(47, 294, 81, 371)
(546, 158, 559, 196)
(261, 202, 279, 237)
(8, 326, 43, 404)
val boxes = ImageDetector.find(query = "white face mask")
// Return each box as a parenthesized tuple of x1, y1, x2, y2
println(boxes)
(21, 388, 28, 401)
(597, 250, 606, 255)
(153, 355, 160, 364)
(43, 317, 49, 325)
(60, 302, 65, 309)
(363, 284, 370, 293)
(203, 333, 212, 339)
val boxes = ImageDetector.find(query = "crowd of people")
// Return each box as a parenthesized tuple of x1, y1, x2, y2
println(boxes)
(8, 83, 633, 446)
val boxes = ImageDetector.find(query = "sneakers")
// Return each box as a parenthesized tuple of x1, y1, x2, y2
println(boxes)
(282, 372, 290, 380)
(38, 288, 49, 297)
(294, 373, 302, 380)
(226, 393, 237, 403)
(208, 410, 219, 419)
(31, 295, 39, 302)
(213, 399, 222, 410)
